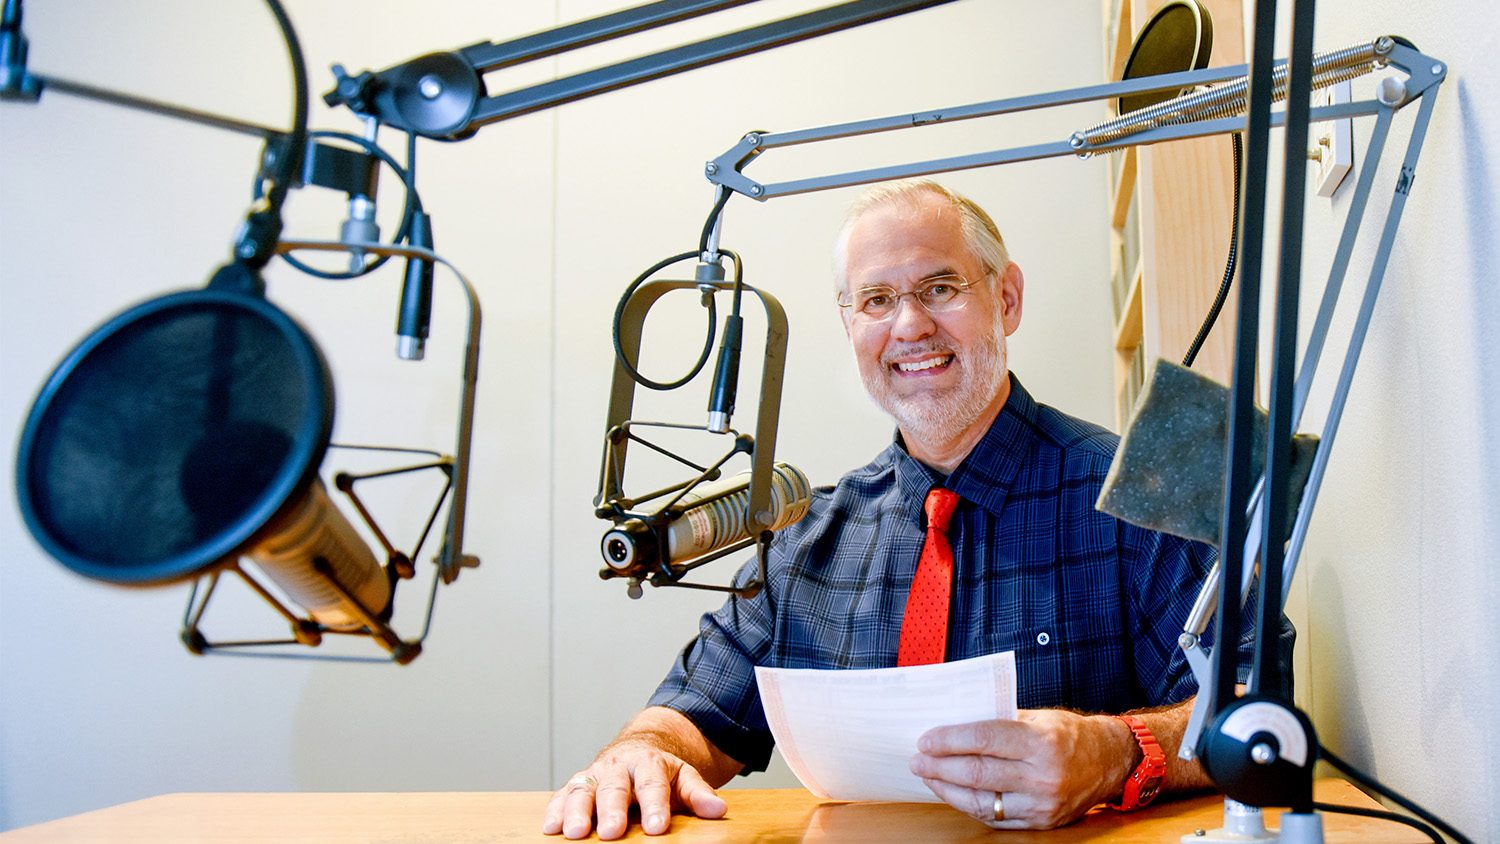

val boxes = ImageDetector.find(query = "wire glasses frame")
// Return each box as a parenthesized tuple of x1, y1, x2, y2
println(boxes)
(836, 272, 990, 322)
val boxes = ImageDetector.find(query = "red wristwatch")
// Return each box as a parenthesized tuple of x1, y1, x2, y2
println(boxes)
(1108, 714, 1166, 811)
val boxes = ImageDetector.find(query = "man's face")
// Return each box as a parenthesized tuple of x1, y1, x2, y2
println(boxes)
(839, 195, 1022, 449)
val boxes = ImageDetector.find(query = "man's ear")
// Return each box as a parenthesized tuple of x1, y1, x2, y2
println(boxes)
(998, 262, 1024, 335)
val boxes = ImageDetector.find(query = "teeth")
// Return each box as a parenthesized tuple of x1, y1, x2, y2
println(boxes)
(895, 356, 952, 372)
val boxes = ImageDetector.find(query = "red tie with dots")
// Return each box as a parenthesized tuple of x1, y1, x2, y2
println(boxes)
(897, 487, 961, 667)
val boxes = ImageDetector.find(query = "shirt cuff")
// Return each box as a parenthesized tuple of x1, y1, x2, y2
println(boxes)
(646, 686, 774, 775)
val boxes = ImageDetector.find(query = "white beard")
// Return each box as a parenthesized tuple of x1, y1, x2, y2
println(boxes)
(860, 318, 1010, 446)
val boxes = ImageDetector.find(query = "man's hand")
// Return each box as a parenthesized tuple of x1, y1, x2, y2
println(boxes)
(908, 708, 1132, 829)
(542, 707, 741, 840)
(541, 742, 726, 839)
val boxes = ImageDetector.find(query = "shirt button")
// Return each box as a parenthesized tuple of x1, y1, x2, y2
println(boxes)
(1036, 631, 1051, 646)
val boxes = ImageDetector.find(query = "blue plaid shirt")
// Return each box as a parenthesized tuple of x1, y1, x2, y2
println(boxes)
(649, 376, 1281, 772)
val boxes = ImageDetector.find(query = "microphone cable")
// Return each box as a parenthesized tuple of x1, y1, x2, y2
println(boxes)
(1315, 743, 1474, 844)
(699, 185, 733, 255)
(225, 0, 307, 271)
(260, 0, 306, 230)
(1182, 131, 1242, 368)
(612, 192, 744, 392)
(1311, 802, 1441, 844)
(700, 187, 747, 340)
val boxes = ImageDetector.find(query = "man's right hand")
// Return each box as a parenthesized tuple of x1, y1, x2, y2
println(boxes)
(542, 742, 727, 839)
(542, 706, 741, 841)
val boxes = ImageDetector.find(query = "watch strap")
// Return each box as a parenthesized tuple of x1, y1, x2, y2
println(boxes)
(1107, 714, 1167, 811)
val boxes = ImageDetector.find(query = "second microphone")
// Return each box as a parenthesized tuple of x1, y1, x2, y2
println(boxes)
(601, 462, 812, 579)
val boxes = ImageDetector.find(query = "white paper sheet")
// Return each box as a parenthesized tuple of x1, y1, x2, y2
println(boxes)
(754, 651, 1017, 803)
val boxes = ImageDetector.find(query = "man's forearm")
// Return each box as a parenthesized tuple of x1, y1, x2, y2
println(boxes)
(607, 706, 745, 787)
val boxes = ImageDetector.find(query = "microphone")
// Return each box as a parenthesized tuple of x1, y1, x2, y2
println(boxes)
(601, 462, 812, 578)
(598, 259, 796, 597)
(242, 479, 391, 630)
(396, 211, 434, 360)
(12, 277, 459, 663)
(177, 420, 391, 631)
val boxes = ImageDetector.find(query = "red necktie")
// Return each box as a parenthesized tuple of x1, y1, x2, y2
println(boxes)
(897, 487, 960, 667)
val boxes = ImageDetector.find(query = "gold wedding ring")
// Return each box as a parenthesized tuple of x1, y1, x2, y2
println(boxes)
(993, 791, 1005, 822)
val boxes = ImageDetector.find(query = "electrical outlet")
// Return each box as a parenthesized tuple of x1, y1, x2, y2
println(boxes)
(1310, 80, 1353, 197)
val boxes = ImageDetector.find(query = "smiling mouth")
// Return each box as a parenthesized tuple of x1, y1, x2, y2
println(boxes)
(891, 354, 954, 374)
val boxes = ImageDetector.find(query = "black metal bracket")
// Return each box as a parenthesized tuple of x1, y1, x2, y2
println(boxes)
(322, 0, 957, 139)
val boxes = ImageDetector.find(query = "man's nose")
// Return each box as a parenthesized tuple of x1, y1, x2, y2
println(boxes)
(888, 294, 937, 341)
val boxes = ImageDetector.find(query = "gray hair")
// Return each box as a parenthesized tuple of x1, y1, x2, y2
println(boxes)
(831, 179, 1011, 294)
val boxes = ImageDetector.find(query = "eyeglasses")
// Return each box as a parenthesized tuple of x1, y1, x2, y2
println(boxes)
(836, 273, 987, 322)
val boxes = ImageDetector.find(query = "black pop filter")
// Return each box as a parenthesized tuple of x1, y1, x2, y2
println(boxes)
(15, 284, 333, 585)
(1119, 0, 1214, 115)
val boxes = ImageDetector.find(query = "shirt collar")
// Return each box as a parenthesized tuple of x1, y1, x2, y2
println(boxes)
(885, 373, 1039, 521)
(888, 435, 943, 525)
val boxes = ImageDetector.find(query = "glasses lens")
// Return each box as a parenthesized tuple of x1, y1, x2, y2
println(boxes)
(855, 287, 898, 318)
(918, 276, 967, 311)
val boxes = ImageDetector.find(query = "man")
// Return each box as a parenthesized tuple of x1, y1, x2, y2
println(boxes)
(544, 180, 1278, 839)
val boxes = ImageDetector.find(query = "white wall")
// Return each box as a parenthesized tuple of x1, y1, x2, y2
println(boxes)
(1256, 4, 1500, 841)
(0, 0, 1113, 830)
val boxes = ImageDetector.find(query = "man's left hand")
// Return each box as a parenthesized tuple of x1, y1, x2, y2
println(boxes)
(909, 709, 1130, 829)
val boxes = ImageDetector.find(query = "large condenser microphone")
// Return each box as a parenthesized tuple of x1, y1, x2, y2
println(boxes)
(180, 422, 390, 629)
(247, 479, 391, 629)
(14, 267, 413, 658)
(601, 462, 812, 581)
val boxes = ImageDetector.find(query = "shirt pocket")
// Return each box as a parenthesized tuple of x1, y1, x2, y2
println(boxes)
(980, 612, 1126, 712)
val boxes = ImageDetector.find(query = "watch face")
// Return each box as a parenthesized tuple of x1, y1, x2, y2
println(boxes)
(1139, 778, 1162, 803)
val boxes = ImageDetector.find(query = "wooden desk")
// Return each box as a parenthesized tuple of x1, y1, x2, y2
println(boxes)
(2, 780, 1424, 842)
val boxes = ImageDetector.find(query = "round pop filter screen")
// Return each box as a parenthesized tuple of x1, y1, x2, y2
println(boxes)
(16, 289, 332, 584)
(1119, 0, 1214, 115)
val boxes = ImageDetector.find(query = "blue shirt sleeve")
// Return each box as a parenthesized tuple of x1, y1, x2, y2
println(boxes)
(646, 557, 778, 773)
(1121, 527, 1213, 705)
(1124, 526, 1296, 705)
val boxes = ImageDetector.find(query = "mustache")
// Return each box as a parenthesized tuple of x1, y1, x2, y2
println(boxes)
(880, 341, 955, 367)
